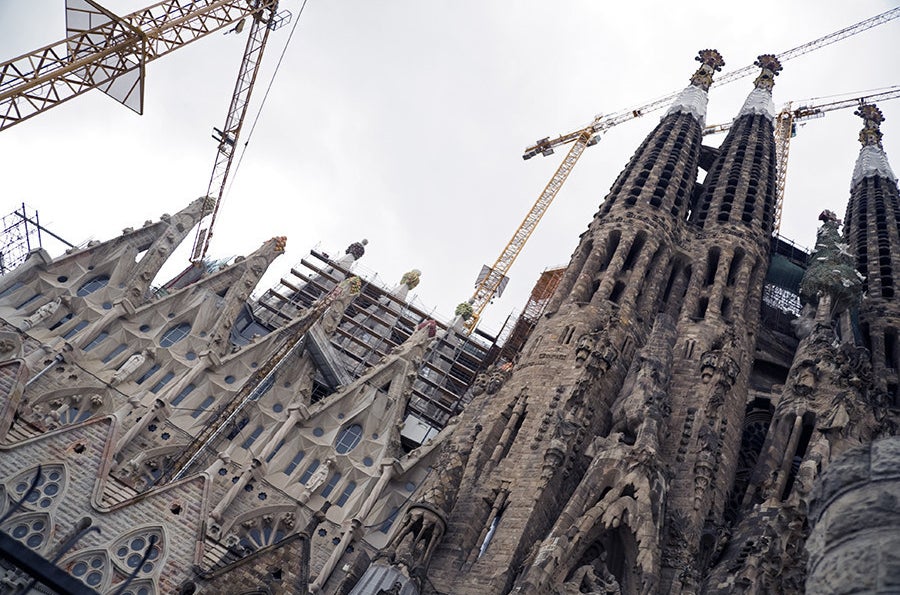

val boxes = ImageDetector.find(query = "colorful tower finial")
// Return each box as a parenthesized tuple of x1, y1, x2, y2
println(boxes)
(752, 54, 782, 91)
(850, 102, 896, 187)
(690, 49, 724, 92)
(666, 49, 724, 126)
(856, 104, 885, 148)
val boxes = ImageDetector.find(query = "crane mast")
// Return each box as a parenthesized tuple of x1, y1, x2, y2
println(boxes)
(190, 4, 282, 263)
(0, 0, 279, 131)
(464, 7, 899, 333)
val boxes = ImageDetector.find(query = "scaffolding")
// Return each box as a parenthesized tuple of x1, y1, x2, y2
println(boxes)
(0, 203, 74, 275)
(250, 249, 502, 434)
(497, 266, 566, 363)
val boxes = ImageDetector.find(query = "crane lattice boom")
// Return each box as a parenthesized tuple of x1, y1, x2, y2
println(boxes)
(522, 7, 900, 160)
(0, 0, 278, 131)
(463, 8, 899, 333)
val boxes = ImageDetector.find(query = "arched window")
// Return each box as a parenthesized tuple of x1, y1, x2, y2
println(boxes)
(62, 320, 89, 339)
(284, 450, 305, 474)
(83, 331, 109, 351)
(170, 384, 195, 407)
(64, 550, 111, 590)
(336, 482, 356, 507)
(1, 512, 51, 552)
(299, 460, 320, 484)
(111, 527, 165, 577)
(321, 472, 342, 498)
(334, 424, 363, 454)
(160, 322, 191, 347)
(190, 396, 215, 419)
(10, 465, 66, 510)
(77, 275, 109, 296)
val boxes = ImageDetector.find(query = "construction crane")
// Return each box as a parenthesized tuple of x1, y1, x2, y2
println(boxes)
(703, 86, 900, 234)
(463, 7, 900, 332)
(189, 4, 289, 263)
(0, 0, 287, 131)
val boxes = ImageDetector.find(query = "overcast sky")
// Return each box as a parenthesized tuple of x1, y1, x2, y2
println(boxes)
(1, 1, 899, 335)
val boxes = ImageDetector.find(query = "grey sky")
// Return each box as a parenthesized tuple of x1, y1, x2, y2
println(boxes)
(1, 1, 898, 334)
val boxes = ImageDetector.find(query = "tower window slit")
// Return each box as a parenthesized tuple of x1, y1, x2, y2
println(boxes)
(704, 248, 720, 287)
(599, 233, 619, 272)
(885, 330, 897, 370)
(727, 250, 745, 286)
(622, 232, 646, 272)
(695, 297, 708, 319)
(609, 281, 626, 304)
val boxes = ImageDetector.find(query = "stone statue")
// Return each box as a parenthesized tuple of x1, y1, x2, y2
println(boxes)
(111, 350, 148, 385)
(20, 298, 61, 330)
(306, 458, 333, 492)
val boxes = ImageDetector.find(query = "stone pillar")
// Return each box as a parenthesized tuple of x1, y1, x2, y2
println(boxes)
(807, 436, 900, 594)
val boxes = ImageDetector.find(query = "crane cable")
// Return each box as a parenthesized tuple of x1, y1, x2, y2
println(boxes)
(223, 0, 310, 201)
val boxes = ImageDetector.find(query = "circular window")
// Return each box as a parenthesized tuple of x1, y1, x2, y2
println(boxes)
(273, 403, 284, 413)
(57, 275, 68, 282)
(102, 302, 113, 310)
(225, 375, 236, 384)
(186, 351, 197, 361)
(139, 324, 151, 333)
(363, 457, 374, 467)
(313, 427, 324, 437)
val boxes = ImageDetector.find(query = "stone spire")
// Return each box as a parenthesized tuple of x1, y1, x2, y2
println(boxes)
(665, 48, 724, 126)
(737, 54, 782, 121)
(851, 103, 897, 187)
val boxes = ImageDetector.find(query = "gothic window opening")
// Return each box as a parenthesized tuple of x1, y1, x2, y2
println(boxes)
(726, 249, 745, 286)
(724, 400, 773, 521)
(609, 281, 626, 305)
(621, 232, 646, 272)
(299, 460, 321, 484)
(10, 464, 66, 510)
(336, 481, 357, 507)
(704, 248, 720, 287)
(135, 364, 160, 385)
(241, 425, 264, 450)
(64, 550, 111, 591)
(190, 396, 215, 419)
(378, 507, 400, 534)
(15, 293, 43, 310)
(77, 275, 110, 296)
(0, 281, 23, 299)
(284, 450, 305, 474)
(160, 322, 191, 347)
(48, 313, 73, 330)
(885, 330, 897, 370)
(150, 372, 175, 394)
(695, 297, 709, 320)
(261, 439, 284, 463)
(321, 472, 342, 498)
(225, 416, 249, 440)
(102, 343, 127, 364)
(170, 384, 195, 407)
(335, 424, 363, 454)
(599, 232, 620, 273)
(1, 512, 51, 552)
(62, 319, 89, 339)
(111, 527, 165, 578)
(83, 331, 109, 351)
